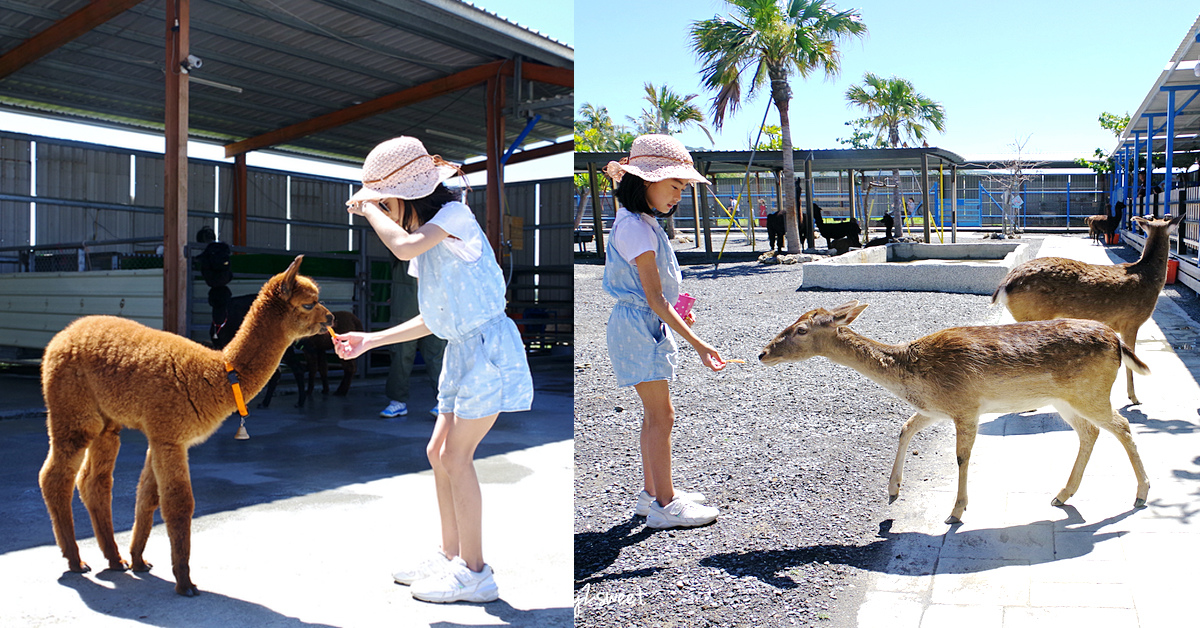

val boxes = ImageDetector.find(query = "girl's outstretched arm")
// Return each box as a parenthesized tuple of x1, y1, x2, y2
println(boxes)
(333, 314, 432, 360)
(349, 201, 449, 260)
(633, 251, 725, 372)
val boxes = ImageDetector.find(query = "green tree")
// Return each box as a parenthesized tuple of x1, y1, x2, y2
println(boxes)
(691, 0, 867, 252)
(1075, 111, 1130, 174)
(753, 124, 784, 150)
(574, 103, 634, 229)
(844, 72, 946, 236)
(629, 83, 716, 236)
(835, 117, 873, 149)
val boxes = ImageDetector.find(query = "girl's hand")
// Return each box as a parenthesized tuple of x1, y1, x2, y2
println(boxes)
(695, 342, 725, 372)
(346, 201, 367, 217)
(332, 331, 372, 360)
(684, 311, 695, 327)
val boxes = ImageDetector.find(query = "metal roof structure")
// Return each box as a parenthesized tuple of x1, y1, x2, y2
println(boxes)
(575, 146, 965, 175)
(1113, 14, 1200, 160)
(0, 0, 573, 166)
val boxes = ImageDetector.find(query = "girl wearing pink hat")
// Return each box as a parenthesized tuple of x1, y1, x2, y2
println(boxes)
(603, 134, 726, 529)
(336, 136, 533, 603)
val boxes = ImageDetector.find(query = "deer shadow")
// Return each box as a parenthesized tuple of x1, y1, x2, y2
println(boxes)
(700, 506, 1137, 589)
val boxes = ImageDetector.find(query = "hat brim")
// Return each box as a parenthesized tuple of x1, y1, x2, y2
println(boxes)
(615, 163, 710, 185)
(348, 164, 460, 204)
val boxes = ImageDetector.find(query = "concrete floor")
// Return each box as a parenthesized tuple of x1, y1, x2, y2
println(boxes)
(0, 357, 573, 627)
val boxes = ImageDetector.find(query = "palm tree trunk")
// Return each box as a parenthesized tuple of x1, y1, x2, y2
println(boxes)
(775, 88, 801, 254)
(573, 187, 588, 229)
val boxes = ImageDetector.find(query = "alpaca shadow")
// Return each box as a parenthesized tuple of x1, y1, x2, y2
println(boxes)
(430, 601, 573, 628)
(699, 506, 1138, 588)
(57, 569, 337, 628)
(574, 517, 663, 589)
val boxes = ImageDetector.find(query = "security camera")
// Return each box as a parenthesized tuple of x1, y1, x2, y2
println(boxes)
(181, 54, 202, 72)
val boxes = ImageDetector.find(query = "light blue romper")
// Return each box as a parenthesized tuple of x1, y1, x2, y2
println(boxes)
(603, 210, 682, 387)
(416, 205, 533, 420)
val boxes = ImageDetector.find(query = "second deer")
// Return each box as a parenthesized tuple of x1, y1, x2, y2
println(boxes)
(759, 301, 1150, 524)
(993, 213, 1184, 404)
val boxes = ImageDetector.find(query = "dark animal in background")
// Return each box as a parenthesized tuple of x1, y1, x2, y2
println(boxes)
(301, 310, 363, 397)
(766, 210, 787, 252)
(812, 203, 861, 247)
(866, 213, 896, 247)
(215, 294, 307, 408)
(1086, 201, 1125, 245)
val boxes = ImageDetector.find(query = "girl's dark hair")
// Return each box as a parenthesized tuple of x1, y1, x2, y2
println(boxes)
(403, 183, 461, 229)
(615, 173, 677, 218)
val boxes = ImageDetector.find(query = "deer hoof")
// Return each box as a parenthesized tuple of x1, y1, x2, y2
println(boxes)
(1051, 497, 1065, 507)
(944, 515, 962, 525)
(888, 493, 898, 504)
(1134, 498, 1147, 509)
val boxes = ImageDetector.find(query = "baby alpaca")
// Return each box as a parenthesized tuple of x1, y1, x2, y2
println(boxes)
(759, 301, 1151, 524)
(39, 256, 332, 596)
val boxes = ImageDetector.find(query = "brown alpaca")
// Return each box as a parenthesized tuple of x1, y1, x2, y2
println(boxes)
(38, 256, 332, 596)
(993, 213, 1184, 404)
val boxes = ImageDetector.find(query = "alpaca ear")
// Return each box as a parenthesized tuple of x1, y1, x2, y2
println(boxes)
(276, 255, 304, 299)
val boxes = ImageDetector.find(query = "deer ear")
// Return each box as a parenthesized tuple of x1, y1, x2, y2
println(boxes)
(276, 255, 304, 299)
(832, 301, 867, 326)
(1170, 213, 1186, 226)
(1132, 216, 1148, 228)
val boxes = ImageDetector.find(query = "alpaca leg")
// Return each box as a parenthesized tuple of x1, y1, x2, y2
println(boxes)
(130, 447, 159, 572)
(1097, 411, 1151, 508)
(1049, 405, 1099, 506)
(77, 422, 128, 571)
(947, 419, 978, 524)
(333, 356, 354, 396)
(889, 412, 936, 503)
(318, 354, 330, 395)
(150, 443, 198, 597)
(39, 436, 91, 573)
(1119, 326, 1141, 405)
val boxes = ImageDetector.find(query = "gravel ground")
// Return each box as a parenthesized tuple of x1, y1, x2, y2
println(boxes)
(573, 233, 1200, 627)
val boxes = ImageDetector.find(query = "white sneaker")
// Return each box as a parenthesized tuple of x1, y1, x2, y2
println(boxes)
(391, 550, 450, 585)
(380, 400, 408, 418)
(411, 557, 499, 603)
(646, 497, 719, 529)
(430, 405, 440, 417)
(634, 489, 706, 516)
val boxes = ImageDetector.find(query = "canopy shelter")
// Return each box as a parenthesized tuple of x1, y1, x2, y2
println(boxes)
(0, 0, 573, 333)
(1111, 14, 1200, 221)
(575, 146, 965, 256)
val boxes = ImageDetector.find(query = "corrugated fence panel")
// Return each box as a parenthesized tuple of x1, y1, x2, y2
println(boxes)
(0, 269, 163, 348)
(0, 137, 31, 251)
(36, 143, 132, 253)
(134, 155, 165, 250)
(290, 176, 353, 253)
(247, 170, 287, 249)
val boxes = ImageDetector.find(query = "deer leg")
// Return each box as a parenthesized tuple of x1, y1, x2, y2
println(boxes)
(947, 418, 978, 525)
(889, 412, 936, 503)
(1049, 406, 1099, 506)
(1097, 411, 1151, 508)
(150, 442, 198, 597)
(1118, 326, 1141, 405)
(130, 446, 159, 572)
(76, 422, 128, 571)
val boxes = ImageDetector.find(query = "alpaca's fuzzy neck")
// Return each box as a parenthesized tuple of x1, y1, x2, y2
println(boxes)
(221, 297, 295, 400)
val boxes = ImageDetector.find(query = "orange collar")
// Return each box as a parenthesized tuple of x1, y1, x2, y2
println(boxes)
(224, 361, 249, 417)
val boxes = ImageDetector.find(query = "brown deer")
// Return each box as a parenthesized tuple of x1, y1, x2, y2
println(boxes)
(993, 213, 1184, 405)
(759, 301, 1150, 524)
(39, 256, 332, 596)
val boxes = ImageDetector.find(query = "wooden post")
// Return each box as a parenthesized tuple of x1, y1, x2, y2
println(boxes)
(485, 75, 505, 263)
(691, 183, 701, 249)
(232, 153, 247, 246)
(699, 161, 713, 254)
(587, 162, 605, 259)
(803, 157, 814, 250)
(163, 0, 189, 335)
(848, 169, 861, 245)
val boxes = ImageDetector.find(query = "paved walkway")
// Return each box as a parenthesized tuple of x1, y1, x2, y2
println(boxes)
(0, 359, 573, 627)
(856, 235, 1200, 627)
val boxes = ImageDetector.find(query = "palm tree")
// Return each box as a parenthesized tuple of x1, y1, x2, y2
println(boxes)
(845, 72, 946, 237)
(691, 0, 866, 252)
(630, 83, 715, 236)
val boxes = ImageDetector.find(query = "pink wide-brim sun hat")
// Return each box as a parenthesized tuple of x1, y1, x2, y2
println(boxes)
(604, 134, 711, 185)
(348, 136, 461, 203)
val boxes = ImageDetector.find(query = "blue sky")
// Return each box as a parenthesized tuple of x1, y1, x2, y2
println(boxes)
(0, 0, 574, 182)
(576, 1, 1198, 161)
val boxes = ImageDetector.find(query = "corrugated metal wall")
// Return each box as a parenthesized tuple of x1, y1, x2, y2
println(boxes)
(0, 136, 30, 250)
